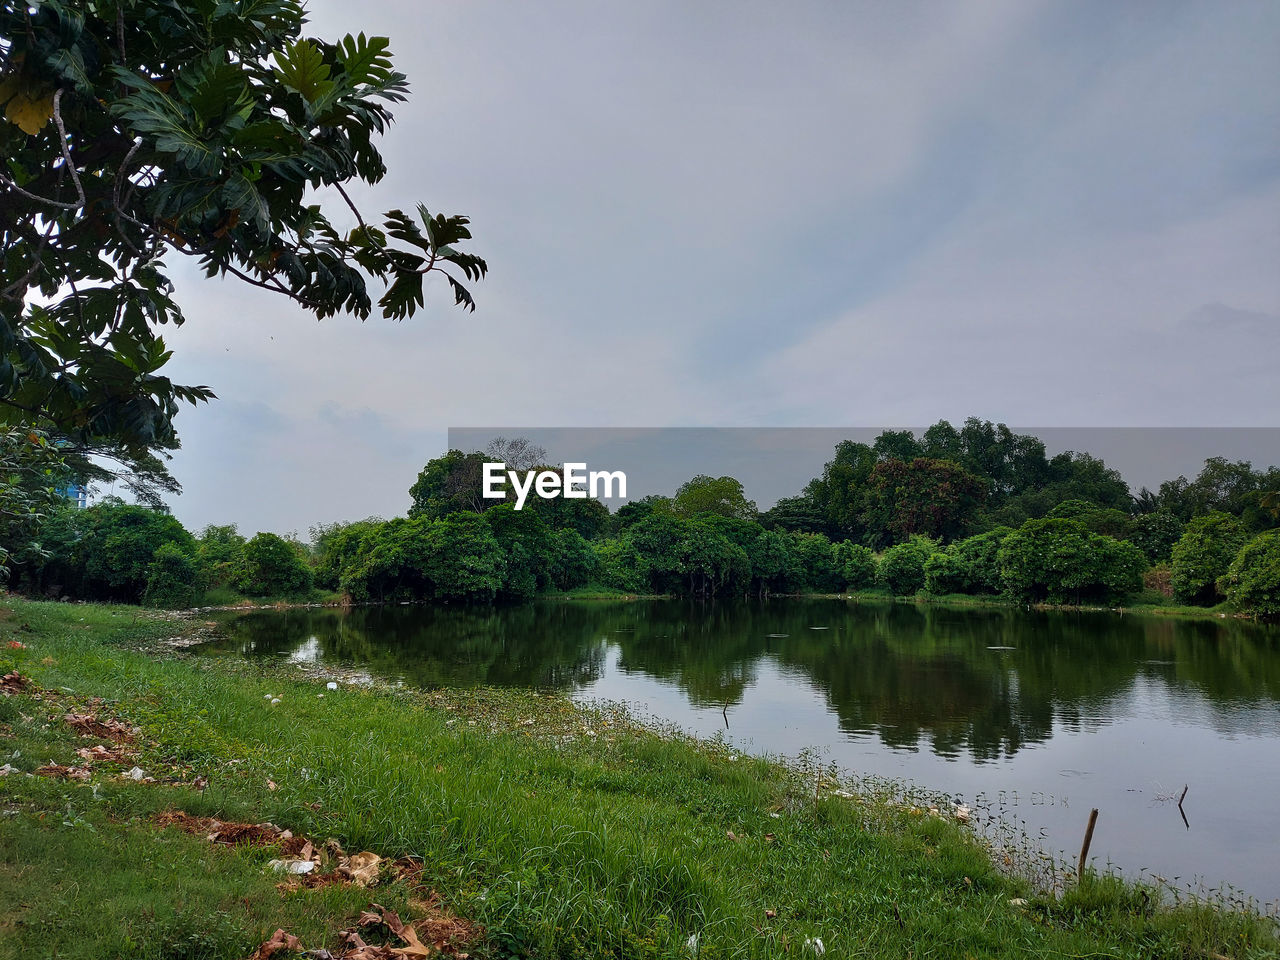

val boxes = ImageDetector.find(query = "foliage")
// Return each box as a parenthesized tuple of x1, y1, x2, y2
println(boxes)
(235, 532, 312, 597)
(339, 513, 505, 603)
(834, 541, 877, 590)
(1046, 499, 1132, 539)
(1127, 510, 1183, 564)
(407, 450, 491, 519)
(32, 499, 194, 602)
(862, 457, 987, 546)
(484, 503, 555, 600)
(194, 522, 245, 589)
(784, 531, 842, 592)
(309, 516, 382, 590)
(672, 474, 757, 520)
(0, 0, 484, 462)
(1154, 458, 1280, 528)
(548, 527, 598, 591)
(1170, 512, 1251, 606)
(877, 535, 938, 596)
(0, 424, 70, 578)
(143, 541, 200, 607)
(997, 518, 1145, 605)
(925, 527, 1012, 596)
(1219, 530, 1280, 620)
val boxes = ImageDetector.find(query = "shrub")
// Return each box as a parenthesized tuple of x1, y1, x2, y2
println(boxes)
(1219, 530, 1280, 619)
(236, 532, 314, 597)
(785, 531, 842, 592)
(1127, 510, 1183, 564)
(877, 536, 938, 595)
(1170, 512, 1249, 605)
(923, 550, 966, 595)
(143, 543, 201, 608)
(998, 518, 1145, 604)
(549, 528, 599, 590)
(835, 541, 877, 590)
(927, 527, 1012, 596)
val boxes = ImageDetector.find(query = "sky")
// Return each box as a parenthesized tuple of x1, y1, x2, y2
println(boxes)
(147, 0, 1280, 536)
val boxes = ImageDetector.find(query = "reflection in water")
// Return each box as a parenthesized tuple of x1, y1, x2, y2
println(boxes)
(207, 599, 1280, 906)
(211, 600, 1280, 760)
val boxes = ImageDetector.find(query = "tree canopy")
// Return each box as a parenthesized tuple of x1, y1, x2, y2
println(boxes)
(1, 0, 485, 468)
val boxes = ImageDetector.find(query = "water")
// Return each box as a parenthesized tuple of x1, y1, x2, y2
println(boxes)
(204, 598, 1280, 908)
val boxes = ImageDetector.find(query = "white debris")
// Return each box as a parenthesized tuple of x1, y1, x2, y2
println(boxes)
(267, 859, 316, 875)
(804, 936, 826, 955)
(125, 766, 145, 780)
(1008, 898, 1028, 907)
(0, 764, 15, 776)
(326, 681, 338, 690)
(954, 804, 971, 823)
(685, 932, 700, 953)
(270, 698, 281, 705)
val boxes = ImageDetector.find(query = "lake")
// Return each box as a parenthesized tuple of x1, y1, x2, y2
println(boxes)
(204, 598, 1280, 910)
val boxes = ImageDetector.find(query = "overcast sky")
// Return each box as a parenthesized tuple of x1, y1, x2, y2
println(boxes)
(148, 0, 1280, 537)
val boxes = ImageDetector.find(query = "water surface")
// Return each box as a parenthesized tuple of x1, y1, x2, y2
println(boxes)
(205, 599, 1280, 908)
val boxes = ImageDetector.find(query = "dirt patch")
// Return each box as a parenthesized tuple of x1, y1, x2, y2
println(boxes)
(248, 901, 481, 959)
(64, 712, 135, 744)
(1, 671, 29, 694)
(154, 810, 286, 847)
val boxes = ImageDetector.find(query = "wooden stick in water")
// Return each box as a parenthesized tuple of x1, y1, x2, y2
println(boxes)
(1077, 808, 1099, 881)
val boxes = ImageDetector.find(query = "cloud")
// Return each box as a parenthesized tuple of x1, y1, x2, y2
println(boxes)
(149, 1, 1278, 533)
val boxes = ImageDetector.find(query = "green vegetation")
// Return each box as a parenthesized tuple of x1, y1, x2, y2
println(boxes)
(2, 598, 1276, 959)
(1, 0, 484, 502)
(4, 421, 1279, 619)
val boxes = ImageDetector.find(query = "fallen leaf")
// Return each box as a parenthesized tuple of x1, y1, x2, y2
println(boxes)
(248, 928, 300, 959)
(341, 851, 382, 887)
(392, 925, 433, 957)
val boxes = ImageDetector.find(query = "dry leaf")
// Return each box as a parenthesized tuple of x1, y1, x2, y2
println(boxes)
(392, 925, 434, 957)
(341, 851, 382, 887)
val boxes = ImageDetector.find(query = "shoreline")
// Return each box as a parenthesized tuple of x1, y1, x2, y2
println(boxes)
(1, 597, 1276, 958)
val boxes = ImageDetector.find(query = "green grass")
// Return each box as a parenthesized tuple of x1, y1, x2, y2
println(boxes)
(1, 598, 1276, 959)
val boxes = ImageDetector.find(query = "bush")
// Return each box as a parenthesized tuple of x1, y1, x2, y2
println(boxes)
(925, 527, 1012, 596)
(923, 550, 966, 595)
(1170, 512, 1249, 605)
(549, 528, 599, 590)
(877, 536, 938, 595)
(835, 541, 877, 590)
(236, 532, 314, 597)
(1219, 530, 1280, 619)
(785, 531, 842, 592)
(1127, 510, 1183, 564)
(998, 518, 1145, 604)
(143, 543, 201, 608)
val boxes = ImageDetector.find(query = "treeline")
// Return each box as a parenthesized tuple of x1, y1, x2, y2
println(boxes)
(4, 420, 1279, 618)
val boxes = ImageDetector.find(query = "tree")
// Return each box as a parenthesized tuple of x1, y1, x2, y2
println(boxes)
(0, 424, 69, 579)
(1169, 512, 1249, 605)
(877, 536, 938, 596)
(144, 541, 201, 607)
(862, 457, 987, 546)
(408, 450, 491, 519)
(1219, 531, 1280, 620)
(672, 474, 757, 520)
(997, 518, 1144, 605)
(236, 531, 312, 596)
(1, 0, 485, 462)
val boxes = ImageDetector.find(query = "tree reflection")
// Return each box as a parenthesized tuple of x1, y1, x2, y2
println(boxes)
(211, 599, 1280, 759)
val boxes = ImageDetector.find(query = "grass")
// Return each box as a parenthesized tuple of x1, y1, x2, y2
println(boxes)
(1, 598, 1276, 959)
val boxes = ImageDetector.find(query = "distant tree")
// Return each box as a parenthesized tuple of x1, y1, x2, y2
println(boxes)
(877, 536, 938, 596)
(672, 474, 757, 520)
(1169, 512, 1250, 605)
(237, 532, 313, 596)
(998, 518, 1144, 605)
(484, 503, 555, 600)
(310, 517, 383, 590)
(862, 457, 987, 546)
(783, 531, 842, 593)
(37, 500, 194, 602)
(925, 527, 1012, 596)
(408, 450, 491, 518)
(483, 436, 547, 472)
(833, 541, 877, 590)
(1046, 499, 1131, 540)
(195, 523, 246, 589)
(758, 494, 827, 534)
(872, 429, 922, 463)
(1126, 510, 1183, 564)
(144, 542, 201, 608)
(804, 440, 877, 541)
(612, 495, 673, 532)
(1219, 531, 1280, 620)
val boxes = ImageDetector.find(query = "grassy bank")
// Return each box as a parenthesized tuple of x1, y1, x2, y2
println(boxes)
(1, 599, 1275, 959)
